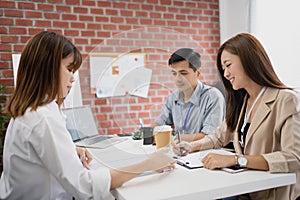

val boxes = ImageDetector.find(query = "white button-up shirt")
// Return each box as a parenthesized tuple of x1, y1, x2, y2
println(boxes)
(0, 101, 111, 200)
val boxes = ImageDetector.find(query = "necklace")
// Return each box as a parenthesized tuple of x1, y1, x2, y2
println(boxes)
(240, 87, 266, 147)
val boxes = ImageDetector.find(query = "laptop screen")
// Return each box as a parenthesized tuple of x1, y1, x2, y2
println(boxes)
(62, 106, 99, 142)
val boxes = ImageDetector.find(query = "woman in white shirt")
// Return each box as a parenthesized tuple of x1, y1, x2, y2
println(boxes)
(0, 31, 175, 200)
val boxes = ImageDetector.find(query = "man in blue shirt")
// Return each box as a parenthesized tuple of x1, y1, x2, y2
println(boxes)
(154, 48, 226, 142)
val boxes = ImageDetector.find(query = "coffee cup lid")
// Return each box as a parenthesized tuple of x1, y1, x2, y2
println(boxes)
(153, 125, 172, 132)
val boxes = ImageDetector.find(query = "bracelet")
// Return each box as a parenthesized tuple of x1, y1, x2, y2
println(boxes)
(234, 154, 239, 167)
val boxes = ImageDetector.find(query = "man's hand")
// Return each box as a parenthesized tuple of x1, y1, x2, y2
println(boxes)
(173, 141, 192, 156)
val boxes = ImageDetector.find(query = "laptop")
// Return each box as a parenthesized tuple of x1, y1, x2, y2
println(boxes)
(62, 106, 128, 148)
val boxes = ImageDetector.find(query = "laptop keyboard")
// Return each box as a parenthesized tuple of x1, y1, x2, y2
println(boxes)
(82, 135, 113, 145)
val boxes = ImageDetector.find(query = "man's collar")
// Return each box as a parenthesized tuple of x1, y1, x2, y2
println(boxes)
(175, 81, 204, 106)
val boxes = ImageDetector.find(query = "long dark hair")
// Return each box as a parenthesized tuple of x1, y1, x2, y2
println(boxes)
(6, 31, 82, 118)
(216, 33, 290, 132)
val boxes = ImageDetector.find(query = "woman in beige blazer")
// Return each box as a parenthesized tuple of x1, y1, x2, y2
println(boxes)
(175, 33, 300, 200)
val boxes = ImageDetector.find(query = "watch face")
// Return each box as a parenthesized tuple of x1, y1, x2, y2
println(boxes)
(238, 156, 247, 167)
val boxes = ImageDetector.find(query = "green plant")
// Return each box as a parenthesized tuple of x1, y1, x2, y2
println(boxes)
(132, 129, 143, 140)
(0, 85, 10, 154)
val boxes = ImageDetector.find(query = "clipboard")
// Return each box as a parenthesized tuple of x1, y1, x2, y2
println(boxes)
(175, 151, 204, 169)
(176, 159, 203, 169)
(175, 149, 235, 170)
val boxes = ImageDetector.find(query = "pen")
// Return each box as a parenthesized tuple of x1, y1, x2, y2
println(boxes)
(177, 131, 184, 156)
(139, 118, 144, 128)
(177, 131, 181, 143)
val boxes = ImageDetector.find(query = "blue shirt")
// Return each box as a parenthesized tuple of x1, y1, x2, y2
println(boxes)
(155, 81, 226, 135)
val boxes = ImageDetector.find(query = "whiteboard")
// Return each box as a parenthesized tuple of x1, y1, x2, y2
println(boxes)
(89, 53, 152, 98)
(12, 54, 82, 108)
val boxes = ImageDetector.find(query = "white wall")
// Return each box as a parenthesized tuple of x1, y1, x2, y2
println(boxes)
(250, 0, 300, 88)
(220, 0, 300, 88)
(219, 0, 250, 44)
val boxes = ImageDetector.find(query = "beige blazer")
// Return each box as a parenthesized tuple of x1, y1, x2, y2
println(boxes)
(201, 87, 300, 200)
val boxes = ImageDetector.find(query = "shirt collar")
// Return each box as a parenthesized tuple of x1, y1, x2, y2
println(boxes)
(175, 80, 204, 106)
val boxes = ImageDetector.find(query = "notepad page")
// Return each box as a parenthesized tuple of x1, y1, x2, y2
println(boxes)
(177, 149, 234, 168)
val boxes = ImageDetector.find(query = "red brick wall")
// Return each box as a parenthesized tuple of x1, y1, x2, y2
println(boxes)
(0, 0, 220, 135)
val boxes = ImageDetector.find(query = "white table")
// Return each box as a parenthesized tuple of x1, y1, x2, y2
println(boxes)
(88, 138, 296, 200)
(88, 138, 155, 170)
(112, 166, 295, 200)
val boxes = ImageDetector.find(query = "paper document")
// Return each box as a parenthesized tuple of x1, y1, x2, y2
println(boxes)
(176, 149, 234, 169)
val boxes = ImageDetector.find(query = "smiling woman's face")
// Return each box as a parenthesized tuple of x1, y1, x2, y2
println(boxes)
(221, 50, 251, 91)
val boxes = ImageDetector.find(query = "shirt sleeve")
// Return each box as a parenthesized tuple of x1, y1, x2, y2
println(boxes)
(30, 115, 112, 199)
(201, 87, 226, 134)
(262, 92, 300, 173)
(90, 168, 111, 200)
(155, 94, 174, 126)
(262, 115, 300, 173)
(195, 121, 232, 151)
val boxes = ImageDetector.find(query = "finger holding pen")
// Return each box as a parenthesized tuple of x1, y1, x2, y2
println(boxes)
(173, 142, 190, 156)
(173, 133, 191, 156)
(179, 142, 191, 156)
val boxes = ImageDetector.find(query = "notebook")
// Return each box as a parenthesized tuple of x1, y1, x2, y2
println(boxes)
(62, 106, 128, 148)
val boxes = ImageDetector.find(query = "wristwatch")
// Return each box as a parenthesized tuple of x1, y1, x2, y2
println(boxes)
(237, 154, 248, 168)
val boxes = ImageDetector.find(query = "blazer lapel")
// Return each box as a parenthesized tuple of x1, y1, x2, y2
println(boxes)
(244, 88, 278, 148)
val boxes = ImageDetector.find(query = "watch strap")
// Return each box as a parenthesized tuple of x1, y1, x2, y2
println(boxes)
(234, 154, 239, 167)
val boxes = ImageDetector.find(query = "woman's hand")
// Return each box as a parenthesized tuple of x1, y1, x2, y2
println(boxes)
(147, 148, 176, 172)
(76, 147, 93, 170)
(201, 153, 235, 169)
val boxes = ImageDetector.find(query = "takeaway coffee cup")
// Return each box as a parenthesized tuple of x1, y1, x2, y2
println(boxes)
(140, 127, 153, 145)
(153, 125, 172, 149)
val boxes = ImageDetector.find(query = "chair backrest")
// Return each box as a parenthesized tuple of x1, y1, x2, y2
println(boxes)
(214, 80, 227, 101)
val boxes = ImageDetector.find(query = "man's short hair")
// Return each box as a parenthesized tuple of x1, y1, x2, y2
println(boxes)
(168, 48, 201, 72)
